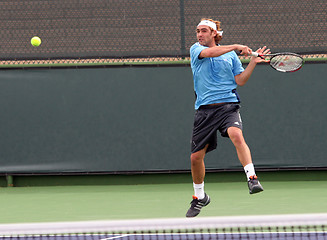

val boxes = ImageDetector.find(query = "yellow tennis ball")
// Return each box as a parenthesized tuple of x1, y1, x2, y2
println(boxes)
(31, 36, 41, 47)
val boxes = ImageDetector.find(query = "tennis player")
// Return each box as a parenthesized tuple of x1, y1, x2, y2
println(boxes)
(186, 18, 270, 218)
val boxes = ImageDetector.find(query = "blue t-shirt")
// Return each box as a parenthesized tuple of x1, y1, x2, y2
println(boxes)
(190, 42, 245, 109)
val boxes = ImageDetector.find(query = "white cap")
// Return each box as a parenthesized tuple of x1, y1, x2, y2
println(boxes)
(197, 20, 223, 36)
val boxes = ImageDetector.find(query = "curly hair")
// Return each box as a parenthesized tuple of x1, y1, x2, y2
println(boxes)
(200, 18, 223, 44)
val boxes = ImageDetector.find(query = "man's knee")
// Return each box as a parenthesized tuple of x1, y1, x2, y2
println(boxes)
(228, 127, 245, 146)
(190, 145, 208, 164)
(190, 152, 202, 163)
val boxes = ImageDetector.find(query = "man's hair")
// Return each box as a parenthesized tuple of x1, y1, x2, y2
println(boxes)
(200, 18, 223, 44)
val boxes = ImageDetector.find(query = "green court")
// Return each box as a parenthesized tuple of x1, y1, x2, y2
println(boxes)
(1, 171, 326, 224)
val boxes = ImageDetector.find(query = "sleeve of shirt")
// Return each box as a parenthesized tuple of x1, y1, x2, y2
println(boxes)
(231, 51, 245, 76)
(190, 43, 207, 65)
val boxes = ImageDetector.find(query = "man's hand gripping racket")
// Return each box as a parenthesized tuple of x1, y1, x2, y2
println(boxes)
(251, 51, 304, 73)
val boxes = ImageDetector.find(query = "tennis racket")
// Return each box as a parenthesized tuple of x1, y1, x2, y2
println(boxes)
(251, 52, 304, 72)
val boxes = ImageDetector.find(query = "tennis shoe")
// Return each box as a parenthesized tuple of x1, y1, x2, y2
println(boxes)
(186, 193, 210, 218)
(248, 175, 264, 194)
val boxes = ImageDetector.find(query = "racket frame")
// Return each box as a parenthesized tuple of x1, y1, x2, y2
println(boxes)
(251, 52, 304, 72)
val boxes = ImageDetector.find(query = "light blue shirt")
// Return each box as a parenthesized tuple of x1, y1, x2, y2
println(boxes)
(190, 42, 245, 109)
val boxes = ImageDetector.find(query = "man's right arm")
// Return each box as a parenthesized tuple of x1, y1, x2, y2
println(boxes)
(199, 44, 252, 58)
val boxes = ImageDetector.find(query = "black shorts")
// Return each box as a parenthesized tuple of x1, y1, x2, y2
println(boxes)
(191, 103, 243, 153)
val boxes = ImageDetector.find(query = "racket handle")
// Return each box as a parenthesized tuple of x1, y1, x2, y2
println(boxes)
(250, 52, 259, 57)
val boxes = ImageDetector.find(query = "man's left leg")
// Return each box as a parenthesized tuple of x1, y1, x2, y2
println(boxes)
(227, 127, 263, 194)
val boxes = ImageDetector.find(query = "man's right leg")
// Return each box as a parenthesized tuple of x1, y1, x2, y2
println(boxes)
(186, 145, 211, 217)
(191, 144, 208, 185)
(227, 127, 263, 194)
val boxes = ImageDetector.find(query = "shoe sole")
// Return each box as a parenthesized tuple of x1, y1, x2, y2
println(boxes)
(250, 186, 264, 194)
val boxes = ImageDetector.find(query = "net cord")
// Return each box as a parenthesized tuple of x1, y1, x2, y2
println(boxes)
(0, 213, 327, 235)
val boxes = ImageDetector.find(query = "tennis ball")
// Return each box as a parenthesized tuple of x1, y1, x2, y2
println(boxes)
(31, 36, 41, 47)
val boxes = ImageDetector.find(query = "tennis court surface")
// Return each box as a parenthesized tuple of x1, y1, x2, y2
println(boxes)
(0, 172, 327, 239)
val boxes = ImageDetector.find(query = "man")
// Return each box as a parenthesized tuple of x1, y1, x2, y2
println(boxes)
(186, 18, 270, 218)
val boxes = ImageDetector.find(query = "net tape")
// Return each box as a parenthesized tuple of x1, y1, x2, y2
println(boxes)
(0, 213, 327, 235)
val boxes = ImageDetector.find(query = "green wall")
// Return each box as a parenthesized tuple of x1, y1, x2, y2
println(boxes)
(0, 63, 325, 173)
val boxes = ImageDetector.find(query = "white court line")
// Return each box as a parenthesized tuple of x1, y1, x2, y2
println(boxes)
(101, 234, 130, 240)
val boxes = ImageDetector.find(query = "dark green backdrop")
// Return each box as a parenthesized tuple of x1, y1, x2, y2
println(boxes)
(0, 64, 326, 173)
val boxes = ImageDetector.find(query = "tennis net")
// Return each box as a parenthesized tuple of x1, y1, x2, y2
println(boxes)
(0, 213, 326, 240)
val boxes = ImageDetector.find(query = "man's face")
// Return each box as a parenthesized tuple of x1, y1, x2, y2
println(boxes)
(196, 26, 216, 46)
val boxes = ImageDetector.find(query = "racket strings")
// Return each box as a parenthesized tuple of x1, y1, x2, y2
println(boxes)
(270, 55, 303, 72)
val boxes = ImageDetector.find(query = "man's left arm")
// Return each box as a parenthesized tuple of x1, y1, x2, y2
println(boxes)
(235, 46, 271, 86)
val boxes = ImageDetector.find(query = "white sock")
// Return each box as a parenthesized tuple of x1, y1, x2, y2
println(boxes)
(193, 182, 205, 199)
(244, 163, 256, 180)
